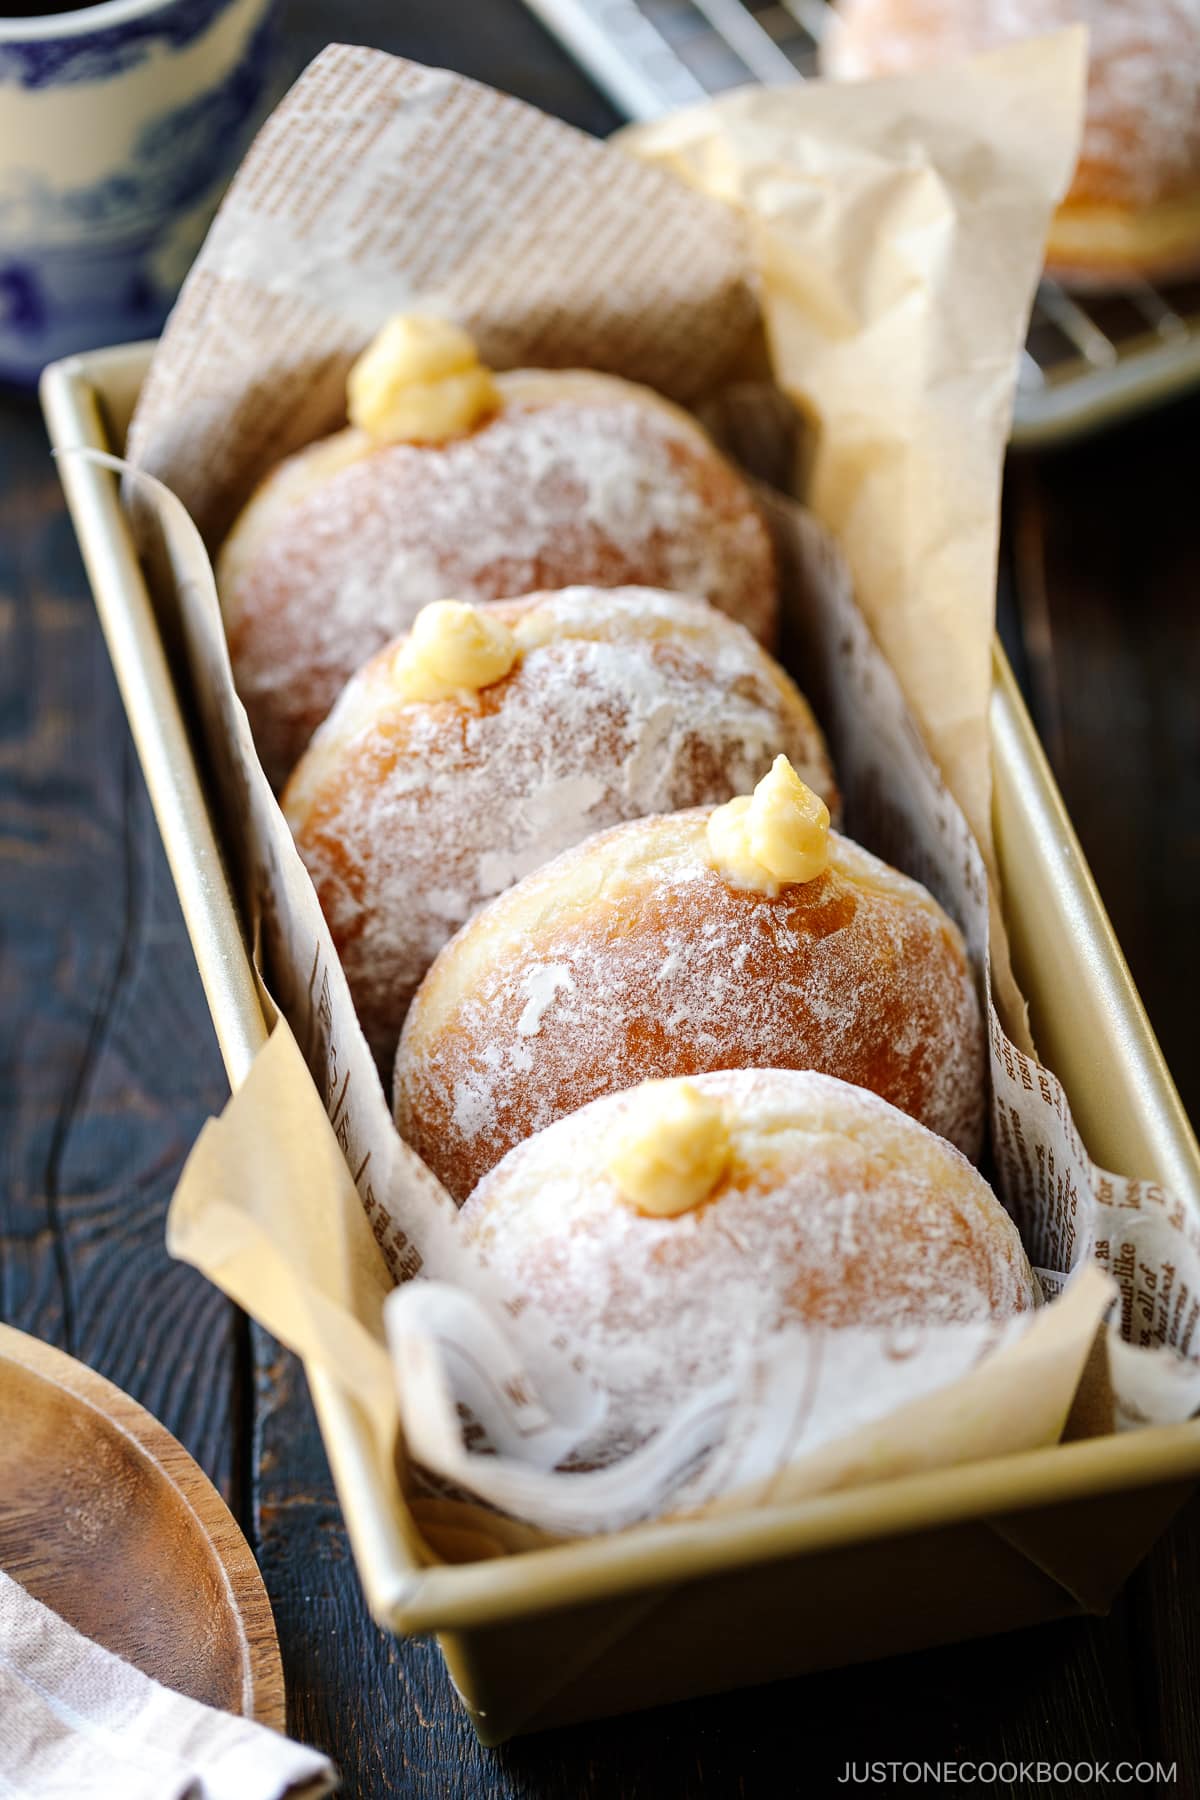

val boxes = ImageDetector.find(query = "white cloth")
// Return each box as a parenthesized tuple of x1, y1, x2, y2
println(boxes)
(0, 1571, 336, 1800)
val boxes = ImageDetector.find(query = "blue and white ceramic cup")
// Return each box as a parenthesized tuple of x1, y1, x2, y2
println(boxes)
(0, 0, 278, 384)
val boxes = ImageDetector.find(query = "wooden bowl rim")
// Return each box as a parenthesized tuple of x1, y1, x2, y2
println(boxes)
(0, 1320, 285, 1732)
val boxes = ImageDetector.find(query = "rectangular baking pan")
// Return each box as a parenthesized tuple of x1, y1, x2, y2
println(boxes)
(42, 340, 1200, 1744)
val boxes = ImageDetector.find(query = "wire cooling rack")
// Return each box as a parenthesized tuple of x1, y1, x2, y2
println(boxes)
(525, 0, 1200, 445)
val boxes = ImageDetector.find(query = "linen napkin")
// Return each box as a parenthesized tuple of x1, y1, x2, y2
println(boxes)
(0, 1570, 336, 1800)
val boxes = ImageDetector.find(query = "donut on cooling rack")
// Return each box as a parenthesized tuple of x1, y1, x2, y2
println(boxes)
(821, 0, 1200, 286)
(283, 587, 836, 1068)
(459, 1069, 1038, 1462)
(217, 313, 779, 784)
(394, 754, 985, 1201)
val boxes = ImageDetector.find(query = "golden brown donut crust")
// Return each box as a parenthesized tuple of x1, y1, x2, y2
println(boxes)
(460, 1069, 1037, 1462)
(394, 810, 985, 1201)
(217, 370, 778, 784)
(283, 587, 836, 1068)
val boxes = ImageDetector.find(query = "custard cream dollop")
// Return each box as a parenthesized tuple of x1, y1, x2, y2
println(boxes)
(347, 314, 500, 445)
(609, 1081, 731, 1218)
(706, 754, 830, 894)
(393, 600, 518, 704)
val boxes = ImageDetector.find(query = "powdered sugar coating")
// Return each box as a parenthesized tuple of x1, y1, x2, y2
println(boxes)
(461, 1069, 1037, 1461)
(395, 810, 985, 1200)
(282, 587, 836, 1066)
(217, 370, 778, 784)
(823, 0, 1200, 214)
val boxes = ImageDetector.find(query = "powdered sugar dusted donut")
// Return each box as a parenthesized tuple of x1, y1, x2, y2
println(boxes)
(217, 320, 778, 785)
(395, 759, 985, 1201)
(822, 0, 1200, 284)
(460, 1070, 1038, 1462)
(284, 588, 835, 1067)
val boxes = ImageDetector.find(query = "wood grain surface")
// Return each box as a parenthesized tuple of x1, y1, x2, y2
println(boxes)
(0, 1323, 284, 1727)
(2, 4, 1198, 1793)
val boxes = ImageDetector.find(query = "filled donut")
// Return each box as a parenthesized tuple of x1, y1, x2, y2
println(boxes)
(822, 0, 1200, 285)
(460, 1069, 1039, 1462)
(218, 314, 778, 782)
(395, 755, 985, 1200)
(284, 588, 836, 1067)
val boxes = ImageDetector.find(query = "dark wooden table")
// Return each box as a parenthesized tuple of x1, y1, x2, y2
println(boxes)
(3, 5, 1199, 1794)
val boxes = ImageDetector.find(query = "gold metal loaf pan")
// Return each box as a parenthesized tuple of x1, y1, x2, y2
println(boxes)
(42, 341, 1200, 1745)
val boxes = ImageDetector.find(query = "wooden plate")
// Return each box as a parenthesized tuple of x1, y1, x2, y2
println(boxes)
(0, 1322, 285, 1729)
